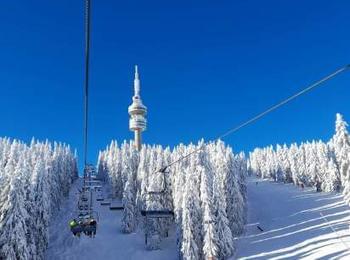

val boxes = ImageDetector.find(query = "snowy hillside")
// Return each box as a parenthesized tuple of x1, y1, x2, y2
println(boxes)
(235, 177, 350, 259)
(0, 138, 78, 259)
(239, 113, 350, 259)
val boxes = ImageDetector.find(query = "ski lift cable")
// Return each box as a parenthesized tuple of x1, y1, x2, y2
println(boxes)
(83, 0, 94, 218)
(159, 64, 350, 172)
(70, 0, 96, 238)
(83, 0, 91, 169)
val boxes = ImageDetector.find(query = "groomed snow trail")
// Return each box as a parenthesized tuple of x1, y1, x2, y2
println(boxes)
(235, 177, 350, 260)
(45, 179, 177, 260)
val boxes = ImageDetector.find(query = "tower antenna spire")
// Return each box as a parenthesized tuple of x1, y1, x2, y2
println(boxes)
(135, 65, 139, 78)
(134, 64, 141, 97)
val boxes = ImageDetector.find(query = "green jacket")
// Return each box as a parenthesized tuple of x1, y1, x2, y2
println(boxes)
(69, 220, 78, 228)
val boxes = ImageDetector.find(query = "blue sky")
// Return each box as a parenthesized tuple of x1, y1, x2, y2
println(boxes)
(1, 0, 349, 169)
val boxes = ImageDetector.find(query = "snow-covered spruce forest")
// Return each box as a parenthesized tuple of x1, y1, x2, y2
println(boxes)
(249, 113, 350, 201)
(97, 140, 247, 259)
(0, 138, 78, 259)
(1, 114, 349, 260)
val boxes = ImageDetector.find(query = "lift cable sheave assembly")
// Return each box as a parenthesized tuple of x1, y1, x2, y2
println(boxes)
(157, 64, 350, 174)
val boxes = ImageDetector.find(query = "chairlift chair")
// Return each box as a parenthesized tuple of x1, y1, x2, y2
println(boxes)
(70, 211, 99, 237)
(81, 195, 89, 202)
(85, 180, 101, 185)
(140, 209, 174, 218)
(109, 200, 124, 210)
(141, 168, 174, 247)
(140, 192, 174, 218)
(78, 204, 89, 211)
(140, 167, 174, 218)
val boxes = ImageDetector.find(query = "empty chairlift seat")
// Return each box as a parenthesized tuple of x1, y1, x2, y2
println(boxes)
(96, 194, 104, 201)
(81, 196, 89, 202)
(100, 201, 111, 206)
(109, 200, 124, 210)
(140, 209, 174, 218)
(141, 168, 174, 218)
(85, 180, 101, 186)
(78, 204, 89, 211)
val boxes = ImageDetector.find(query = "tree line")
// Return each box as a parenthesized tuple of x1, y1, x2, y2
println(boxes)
(97, 140, 247, 259)
(249, 113, 350, 196)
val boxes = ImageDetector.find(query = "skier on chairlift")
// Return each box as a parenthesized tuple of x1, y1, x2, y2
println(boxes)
(89, 218, 97, 237)
(69, 219, 80, 237)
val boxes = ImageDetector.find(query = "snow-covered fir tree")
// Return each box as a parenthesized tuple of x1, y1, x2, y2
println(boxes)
(121, 144, 138, 233)
(331, 113, 350, 187)
(180, 166, 201, 260)
(210, 141, 235, 258)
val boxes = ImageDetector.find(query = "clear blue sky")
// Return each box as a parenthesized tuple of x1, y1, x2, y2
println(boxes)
(1, 0, 349, 169)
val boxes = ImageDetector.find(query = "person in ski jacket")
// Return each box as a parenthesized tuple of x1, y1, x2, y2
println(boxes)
(70, 219, 80, 236)
(88, 219, 97, 237)
(69, 219, 78, 229)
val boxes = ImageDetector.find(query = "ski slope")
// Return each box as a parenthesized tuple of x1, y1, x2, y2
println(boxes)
(46, 177, 350, 260)
(45, 179, 177, 260)
(235, 177, 350, 260)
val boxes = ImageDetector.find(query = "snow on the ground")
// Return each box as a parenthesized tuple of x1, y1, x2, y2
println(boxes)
(45, 179, 177, 260)
(47, 177, 350, 260)
(234, 177, 350, 260)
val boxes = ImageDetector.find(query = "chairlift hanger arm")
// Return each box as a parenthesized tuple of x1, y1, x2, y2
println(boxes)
(159, 166, 168, 173)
